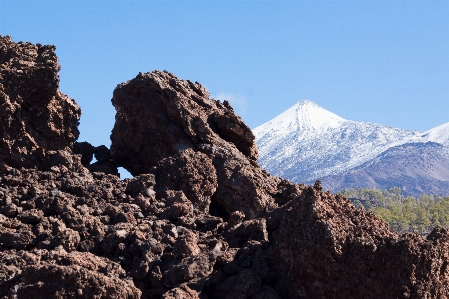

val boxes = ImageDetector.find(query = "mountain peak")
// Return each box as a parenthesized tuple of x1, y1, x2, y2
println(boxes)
(254, 100, 426, 182)
(295, 99, 319, 107)
(292, 100, 345, 130)
(254, 100, 345, 137)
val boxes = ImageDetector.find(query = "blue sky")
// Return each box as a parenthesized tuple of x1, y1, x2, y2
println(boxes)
(1, 1, 448, 148)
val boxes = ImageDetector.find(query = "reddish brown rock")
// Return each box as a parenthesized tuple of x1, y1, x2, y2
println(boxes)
(151, 149, 217, 215)
(110, 71, 285, 219)
(17, 264, 141, 299)
(111, 71, 257, 176)
(2, 36, 449, 299)
(0, 36, 81, 171)
(161, 284, 200, 299)
(268, 184, 449, 299)
(163, 253, 216, 288)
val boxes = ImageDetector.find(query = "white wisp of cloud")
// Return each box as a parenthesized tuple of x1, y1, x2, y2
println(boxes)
(214, 92, 248, 116)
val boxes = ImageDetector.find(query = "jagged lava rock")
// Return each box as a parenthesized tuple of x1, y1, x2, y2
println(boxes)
(0, 36, 81, 170)
(111, 71, 282, 219)
(110, 71, 257, 175)
(109, 70, 449, 298)
(2, 36, 449, 299)
(269, 183, 449, 298)
(152, 149, 217, 215)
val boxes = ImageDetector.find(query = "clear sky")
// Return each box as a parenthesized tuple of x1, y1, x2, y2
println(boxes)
(1, 1, 448, 149)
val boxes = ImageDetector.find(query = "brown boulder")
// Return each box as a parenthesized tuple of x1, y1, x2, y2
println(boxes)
(268, 185, 449, 299)
(111, 71, 257, 176)
(110, 71, 286, 219)
(0, 36, 81, 170)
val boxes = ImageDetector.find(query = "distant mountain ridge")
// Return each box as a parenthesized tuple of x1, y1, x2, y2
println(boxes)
(254, 100, 449, 196)
(318, 142, 449, 196)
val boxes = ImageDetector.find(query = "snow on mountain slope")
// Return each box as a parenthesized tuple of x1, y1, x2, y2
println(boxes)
(316, 142, 449, 196)
(253, 100, 429, 182)
(423, 122, 449, 145)
(255, 100, 345, 136)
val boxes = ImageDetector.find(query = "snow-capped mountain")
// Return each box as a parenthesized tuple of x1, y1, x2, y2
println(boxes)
(253, 100, 449, 188)
(319, 142, 449, 196)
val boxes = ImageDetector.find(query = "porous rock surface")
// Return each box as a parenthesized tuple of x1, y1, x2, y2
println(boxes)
(110, 71, 274, 219)
(0, 36, 81, 171)
(1, 36, 449, 299)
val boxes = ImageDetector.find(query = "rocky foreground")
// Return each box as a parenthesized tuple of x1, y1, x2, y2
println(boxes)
(1, 35, 449, 299)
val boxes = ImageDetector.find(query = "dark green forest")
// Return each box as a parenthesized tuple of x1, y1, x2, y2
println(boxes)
(339, 187, 449, 235)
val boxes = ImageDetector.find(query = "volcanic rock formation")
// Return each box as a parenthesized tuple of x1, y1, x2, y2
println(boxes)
(0, 36, 81, 171)
(110, 71, 280, 219)
(73, 141, 119, 176)
(2, 36, 449, 299)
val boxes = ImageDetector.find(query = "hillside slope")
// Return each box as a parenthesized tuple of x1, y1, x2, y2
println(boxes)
(254, 101, 449, 195)
(315, 142, 449, 196)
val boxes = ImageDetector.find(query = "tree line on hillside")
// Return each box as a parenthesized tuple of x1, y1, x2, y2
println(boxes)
(339, 187, 449, 235)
